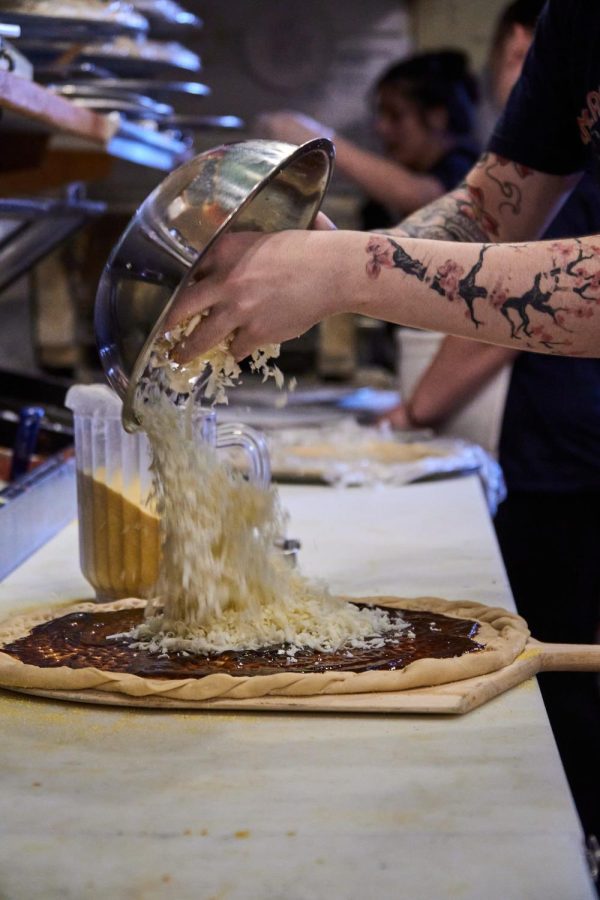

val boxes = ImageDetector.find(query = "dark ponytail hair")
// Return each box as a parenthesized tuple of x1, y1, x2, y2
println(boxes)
(376, 50, 479, 137)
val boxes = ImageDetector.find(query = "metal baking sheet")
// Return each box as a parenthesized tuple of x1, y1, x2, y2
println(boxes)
(107, 117, 191, 169)
(49, 83, 174, 118)
(131, 0, 203, 36)
(160, 114, 244, 131)
(61, 95, 174, 121)
(2, 6, 148, 40)
(18, 38, 201, 78)
(38, 77, 211, 101)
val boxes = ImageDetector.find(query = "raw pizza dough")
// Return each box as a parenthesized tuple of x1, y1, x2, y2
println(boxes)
(0, 596, 529, 702)
(282, 442, 444, 464)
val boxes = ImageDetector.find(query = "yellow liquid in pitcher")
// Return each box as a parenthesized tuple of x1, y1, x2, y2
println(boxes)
(77, 470, 160, 600)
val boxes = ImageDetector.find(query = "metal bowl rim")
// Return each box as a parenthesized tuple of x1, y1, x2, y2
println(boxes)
(121, 136, 335, 431)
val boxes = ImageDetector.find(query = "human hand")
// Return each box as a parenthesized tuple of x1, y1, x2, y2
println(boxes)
(164, 226, 343, 364)
(376, 403, 414, 430)
(254, 111, 334, 146)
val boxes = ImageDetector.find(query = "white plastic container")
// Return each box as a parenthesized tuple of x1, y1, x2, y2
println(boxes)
(66, 385, 271, 601)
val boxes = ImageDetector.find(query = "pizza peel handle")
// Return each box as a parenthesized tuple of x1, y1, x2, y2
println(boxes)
(529, 640, 600, 672)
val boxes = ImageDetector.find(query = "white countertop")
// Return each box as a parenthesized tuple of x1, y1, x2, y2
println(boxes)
(0, 475, 595, 899)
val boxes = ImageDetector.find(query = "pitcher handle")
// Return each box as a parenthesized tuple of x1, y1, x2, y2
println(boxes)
(216, 422, 271, 489)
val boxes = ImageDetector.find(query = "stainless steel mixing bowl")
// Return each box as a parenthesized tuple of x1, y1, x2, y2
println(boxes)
(94, 138, 335, 431)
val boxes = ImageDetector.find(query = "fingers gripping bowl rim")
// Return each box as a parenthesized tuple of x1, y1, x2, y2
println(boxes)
(93, 138, 336, 432)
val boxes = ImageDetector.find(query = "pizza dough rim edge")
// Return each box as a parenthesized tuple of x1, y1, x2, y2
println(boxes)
(0, 597, 530, 701)
(270, 441, 446, 481)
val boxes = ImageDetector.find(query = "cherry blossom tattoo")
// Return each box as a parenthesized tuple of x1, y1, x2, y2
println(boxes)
(500, 269, 566, 341)
(430, 245, 491, 326)
(365, 236, 600, 351)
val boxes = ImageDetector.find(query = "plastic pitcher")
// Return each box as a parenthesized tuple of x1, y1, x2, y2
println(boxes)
(66, 385, 271, 601)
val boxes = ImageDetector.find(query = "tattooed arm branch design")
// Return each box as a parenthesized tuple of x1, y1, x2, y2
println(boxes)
(365, 236, 600, 351)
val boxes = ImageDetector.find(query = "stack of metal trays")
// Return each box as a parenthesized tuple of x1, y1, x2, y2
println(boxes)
(45, 82, 244, 149)
(3, 1, 240, 153)
(130, 0, 202, 38)
(46, 84, 244, 133)
(18, 35, 202, 79)
(0, 0, 149, 40)
(106, 116, 193, 169)
(37, 75, 211, 100)
(49, 82, 175, 124)
(4, 2, 203, 90)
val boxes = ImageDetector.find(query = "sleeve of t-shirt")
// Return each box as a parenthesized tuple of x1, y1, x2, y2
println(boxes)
(488, 0, 586, 176)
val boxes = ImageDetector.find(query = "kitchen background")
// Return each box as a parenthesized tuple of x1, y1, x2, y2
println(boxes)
(0, 0, 509, 381)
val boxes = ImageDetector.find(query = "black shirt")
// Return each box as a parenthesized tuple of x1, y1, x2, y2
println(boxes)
(489, 0, 600, 176)
(488, 0, 600, 492)
(499, 174, 600, 492)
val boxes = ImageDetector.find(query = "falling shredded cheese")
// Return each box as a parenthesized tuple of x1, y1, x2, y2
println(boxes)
(149, 312, 286, 404)
(111, 318, 407, 656)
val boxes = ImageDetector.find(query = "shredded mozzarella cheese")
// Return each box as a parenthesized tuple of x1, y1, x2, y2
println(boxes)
(113, 319, 407, 656)
(149, 313, 285, 404)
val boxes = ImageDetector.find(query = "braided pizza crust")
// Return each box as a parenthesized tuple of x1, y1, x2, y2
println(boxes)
(0, 596, 529, 701)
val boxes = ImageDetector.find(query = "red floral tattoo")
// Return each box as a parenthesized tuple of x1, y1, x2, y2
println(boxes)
(364, 235, 600, 351)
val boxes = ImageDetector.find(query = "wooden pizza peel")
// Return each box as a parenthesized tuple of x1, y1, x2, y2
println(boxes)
(8, 639, 600, 714)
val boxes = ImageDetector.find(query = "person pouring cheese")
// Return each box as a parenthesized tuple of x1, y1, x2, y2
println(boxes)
(164, 0, 600, 844)
(167, 0, 600, 368)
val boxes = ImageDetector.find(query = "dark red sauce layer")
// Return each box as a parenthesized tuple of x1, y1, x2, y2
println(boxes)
(2, 606, 484, 678)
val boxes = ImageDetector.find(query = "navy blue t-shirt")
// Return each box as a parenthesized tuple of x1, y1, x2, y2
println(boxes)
(488, 0, 600, 492)
(489, 0, 600, 176)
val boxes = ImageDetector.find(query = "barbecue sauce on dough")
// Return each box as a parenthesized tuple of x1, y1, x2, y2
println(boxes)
(3, 605, 484, 679)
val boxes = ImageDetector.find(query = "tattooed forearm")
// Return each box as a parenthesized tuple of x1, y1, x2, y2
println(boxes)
(366, 236, 490, 326)
(393, 184, 496, 243)
(475, 153, 533, 217)
(393, 154, 537, 244)
(498, 269, 566, 342)
(365, 236, 600, 352)
(389, 242, 428, 281)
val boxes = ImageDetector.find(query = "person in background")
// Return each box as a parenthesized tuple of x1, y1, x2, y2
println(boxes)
(259, 51, 480, 372)
(378, 0, 600, 846)
(168, 0, 600, 835)
(257, 49, 480, 225)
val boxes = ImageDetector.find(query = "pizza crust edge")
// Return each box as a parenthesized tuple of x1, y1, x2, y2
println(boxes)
(0, 596, 530, 700)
